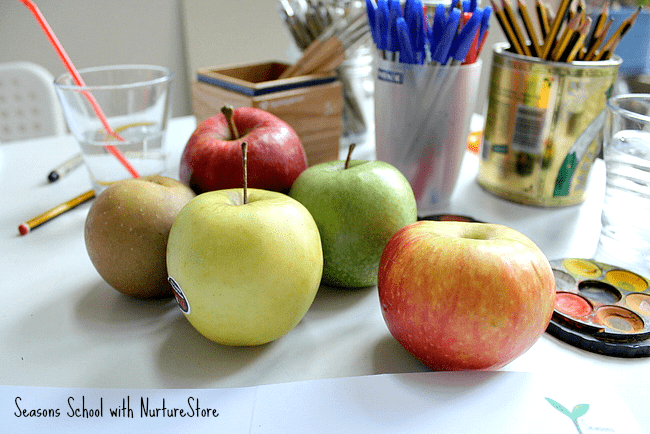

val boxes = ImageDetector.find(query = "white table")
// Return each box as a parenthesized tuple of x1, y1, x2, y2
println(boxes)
(1, 116, 648, 432)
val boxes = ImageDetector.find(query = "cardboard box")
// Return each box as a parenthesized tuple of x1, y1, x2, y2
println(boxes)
(191, 61, 342, 166)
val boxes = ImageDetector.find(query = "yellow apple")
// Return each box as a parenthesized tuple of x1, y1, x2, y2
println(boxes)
(166, 188, 323, 346)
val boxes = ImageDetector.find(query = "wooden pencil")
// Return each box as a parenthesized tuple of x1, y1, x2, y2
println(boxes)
(491, 0, 525, 55)
(18, 189, 96, 235)
(535, 0, 551, 40)
(517, 0, 541, 57)
(584, 17, 612, 60)
(502, 0, 532, 56)
(563, 16, 592, 62)
(594, 6, 641, 61)
(584, 1, 610, 54)
(550, 12, 581, 61)
(539, 0, 574, 59)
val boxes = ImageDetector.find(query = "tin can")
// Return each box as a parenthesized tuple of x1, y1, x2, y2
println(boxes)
(477, 43, 621, 206)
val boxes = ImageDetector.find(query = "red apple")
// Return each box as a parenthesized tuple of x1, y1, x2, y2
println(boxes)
(378, 221, 556, 371)
(180, 106, 308, 194)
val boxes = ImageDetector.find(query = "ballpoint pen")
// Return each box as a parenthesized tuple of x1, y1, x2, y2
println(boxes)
(432, 8, 461, 65)
(387, 0, 401, 61)
(397, 17, 416, 63)
(405, 0, 426, 64)
(376, 0, 389, 59)
(47, 153, 84, 182)
(365, 0, 377, 45)
(430, 3, 447, 62)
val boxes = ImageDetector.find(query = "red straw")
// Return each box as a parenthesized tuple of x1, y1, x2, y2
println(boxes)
(20, 0, 140, 178)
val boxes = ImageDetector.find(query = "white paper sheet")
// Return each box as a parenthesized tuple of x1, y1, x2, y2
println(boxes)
(1, 371, 642, 433)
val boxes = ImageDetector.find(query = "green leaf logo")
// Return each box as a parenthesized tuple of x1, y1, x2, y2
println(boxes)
(545, 398, 590, 434)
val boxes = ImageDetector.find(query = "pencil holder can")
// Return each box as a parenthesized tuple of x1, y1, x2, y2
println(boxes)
(477, 43, 621, 207)
(374, 58, 483, 214)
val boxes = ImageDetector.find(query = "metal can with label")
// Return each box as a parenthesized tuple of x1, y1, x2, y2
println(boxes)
(477, 43, 621, 206)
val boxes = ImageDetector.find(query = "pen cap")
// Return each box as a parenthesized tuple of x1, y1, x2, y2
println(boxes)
(365, 0, 378, 44)
(396, 17, 416, 64)
(376, 0, 389, 51)
(387, 0, 402, 52)
(450, 9, 482, 63)
(432, 8, 461, 65)
(430, 3, 447, 50)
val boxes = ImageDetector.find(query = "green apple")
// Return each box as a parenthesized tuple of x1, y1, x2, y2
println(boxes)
(166, 188, 323, 346)
(84, 175, 196, 299)
(289, 148, 417, 288)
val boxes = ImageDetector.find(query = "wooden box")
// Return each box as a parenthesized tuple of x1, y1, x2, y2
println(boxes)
(191, 61, 342, 166)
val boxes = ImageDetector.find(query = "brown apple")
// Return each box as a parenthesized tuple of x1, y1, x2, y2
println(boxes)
(84, 175, 195, 298)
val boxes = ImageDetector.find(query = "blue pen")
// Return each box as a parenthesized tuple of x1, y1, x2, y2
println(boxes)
(469, 0, 478, 12)
(413, 0, 426, 63)
(431, 8, 460, 65)
(406, 0, 425, 64)
(448, 8, 482, 64)
(430, 4, 446, 59)
(396, 17, 416, 64)
(386, 0, 402, 60)
(365, 0, 378, 46)
(376, 0, 389, 58)
(478, 5, 492, 48)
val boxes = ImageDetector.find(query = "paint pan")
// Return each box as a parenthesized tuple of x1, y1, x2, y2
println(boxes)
(546, 258, 650, 357)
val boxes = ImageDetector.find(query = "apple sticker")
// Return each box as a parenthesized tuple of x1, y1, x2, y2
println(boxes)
(168, 276, 190, 314)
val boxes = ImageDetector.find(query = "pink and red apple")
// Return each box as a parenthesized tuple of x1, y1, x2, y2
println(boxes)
(378, 220, 556, 370)
(179, 106, 308, 194)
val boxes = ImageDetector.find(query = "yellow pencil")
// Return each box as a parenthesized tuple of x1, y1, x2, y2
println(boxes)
(540, 0, 574, 59)
(594, 6, 641, 61)
(564, 16, 592, 62)
(18, 189, 96, 235)
(502, 0, 532, 56)
(550, 12, 580, 61)
(517, 0, 541, 57)
(535, 0, 551, 40)
(491, 0, 525, 55)
(584, 17, 612, 60)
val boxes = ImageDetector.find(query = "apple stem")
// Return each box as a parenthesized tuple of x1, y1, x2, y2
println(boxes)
(241, 141, 248, 205)
(344, 143, 356, 170)
(221, 105, 240, 139)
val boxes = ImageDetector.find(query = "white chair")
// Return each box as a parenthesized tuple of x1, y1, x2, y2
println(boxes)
(0, 61, 67, 142)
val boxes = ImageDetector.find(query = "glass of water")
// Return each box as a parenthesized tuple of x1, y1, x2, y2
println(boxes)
(594, 94, 650, 277)
(54, 65, 173, 193)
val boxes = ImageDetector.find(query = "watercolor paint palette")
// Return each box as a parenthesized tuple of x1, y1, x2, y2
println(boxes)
(546, 258, 650, 358)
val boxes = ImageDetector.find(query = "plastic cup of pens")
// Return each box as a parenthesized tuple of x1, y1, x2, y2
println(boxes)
(368, 0, 488, 213)
(54, 65, 173, 193)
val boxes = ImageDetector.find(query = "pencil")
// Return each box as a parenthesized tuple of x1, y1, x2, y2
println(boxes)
(18, 189, 96, 236)
(535, 0, 550, 40)
(539, 0, 574, 59)
(491, 0, 525, 55)
(584, 1, 609, 54)
(594, 6, 641, 61)
(563, 16, 591, 62)
(517, 0, 541, 57)
(502, 0, 532, 57)
(583, 17, 612, 60)
(551, 13, 581, 61)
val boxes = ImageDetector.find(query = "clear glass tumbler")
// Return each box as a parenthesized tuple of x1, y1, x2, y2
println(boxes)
(54, 65, 173, 193)
(594, 93, 650, 277)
